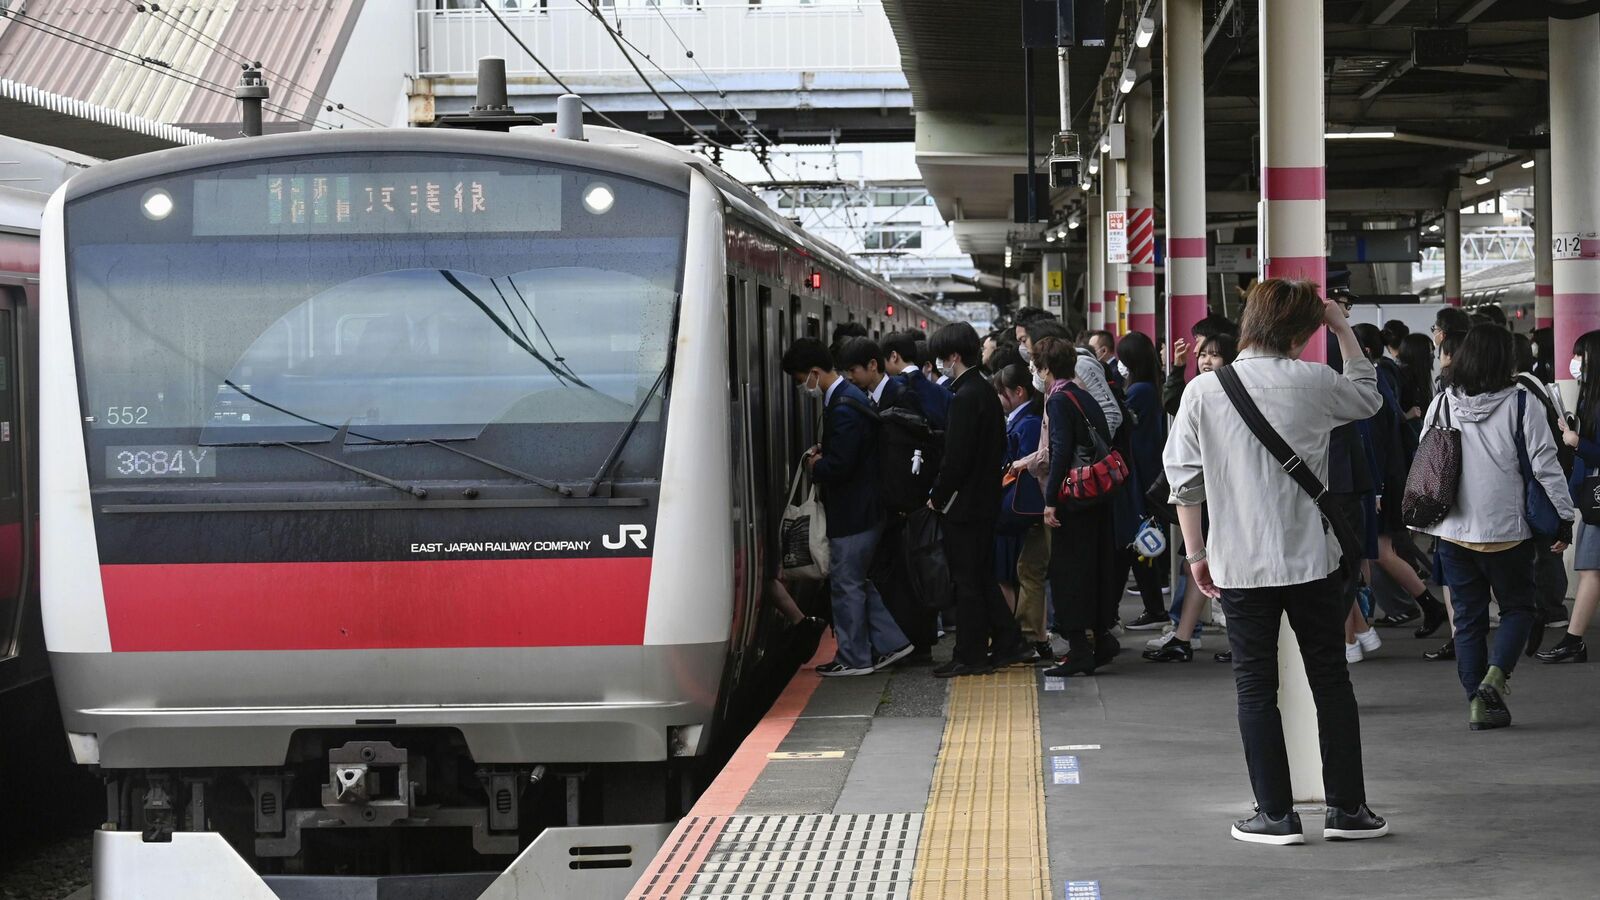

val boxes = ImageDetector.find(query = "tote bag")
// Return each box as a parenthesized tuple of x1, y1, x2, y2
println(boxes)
(780, 461, 829, 581)
(1401, 396, 1461, 529)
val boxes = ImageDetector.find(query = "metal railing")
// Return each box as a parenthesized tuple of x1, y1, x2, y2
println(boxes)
(416, 0, 901, 78)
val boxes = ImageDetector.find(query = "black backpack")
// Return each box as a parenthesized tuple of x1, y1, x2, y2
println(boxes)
(842, 393, 943, 514)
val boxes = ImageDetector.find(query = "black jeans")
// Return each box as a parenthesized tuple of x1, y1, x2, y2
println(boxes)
(1533, 540, 1570, 618)
(1436, 539, 1538, 697)
(1049, 503, 1119, 635)
(870, 516, 939, 652)
(945, 517, 1024, 665)
(1221, 576, 1367, 817)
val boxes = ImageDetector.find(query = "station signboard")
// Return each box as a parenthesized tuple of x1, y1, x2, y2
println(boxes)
(1106, 210, 1128, 263)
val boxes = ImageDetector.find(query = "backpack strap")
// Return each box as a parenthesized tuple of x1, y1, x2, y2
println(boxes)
(839, 395, 882, 423)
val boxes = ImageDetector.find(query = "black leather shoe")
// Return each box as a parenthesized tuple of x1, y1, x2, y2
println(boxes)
(1142, 638, 1193, 662)
(1043, 654, 1096, 678)
(989, 642, 1036, 668)
(1413, 604, 1448, 639)
(1213, 650, 1233, 663)
(1536, 639, 1588, 664)
(1373, 610, 1420, 628)
(1093, 632, 1120, 667)
(933, 659, 994, 678)
(1125, 610, 1167, 631)
(1231, 811, 1304, 846)
(1324, 804, 1389, 840)
(1422, 639, 1455, 661)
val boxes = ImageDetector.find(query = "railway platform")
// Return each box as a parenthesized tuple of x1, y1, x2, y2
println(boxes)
(629, 597, 1600, 900)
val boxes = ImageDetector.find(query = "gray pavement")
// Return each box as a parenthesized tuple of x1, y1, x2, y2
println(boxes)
(1043, 598, 1600, 899)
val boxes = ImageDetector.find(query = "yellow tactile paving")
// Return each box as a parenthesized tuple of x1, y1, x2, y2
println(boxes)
(911, 668, 1051, 900)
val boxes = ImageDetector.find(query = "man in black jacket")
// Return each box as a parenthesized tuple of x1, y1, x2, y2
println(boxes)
(927, 323, 1030, 677)
(783, 339, 914, 677)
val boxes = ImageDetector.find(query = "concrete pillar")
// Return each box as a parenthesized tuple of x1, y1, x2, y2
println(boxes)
(1444, 191, 1462, 307)
(1535, 147, 1553, 329)
(1088, 193, 1105, 331)
(1259, 0, 1326, 364)
(1259, 0, 1325, 803)
(1551, 14, 1600, 385)
(1103, 150, 1123, 338)
(1164, 0, 1208, 378)
(1126, 56, 1157, 339)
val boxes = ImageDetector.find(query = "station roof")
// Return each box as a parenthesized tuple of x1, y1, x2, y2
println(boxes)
(882, 0, 1563, 275)
(0, 0, 361, 139)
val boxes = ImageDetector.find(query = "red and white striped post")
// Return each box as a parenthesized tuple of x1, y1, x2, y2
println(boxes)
(1444, 191, 1462, 307)
(1087, 192, 1104, 330)
(1164, 0, 1207, 376)
(1126, 56, 1157, 339)
(1259, 0, 1326, 363)
(1551, 13, 1600, 386)
(1535, 147, 1553, 329)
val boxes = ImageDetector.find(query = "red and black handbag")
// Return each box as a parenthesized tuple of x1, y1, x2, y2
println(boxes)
(1056, 391, 1130, 509)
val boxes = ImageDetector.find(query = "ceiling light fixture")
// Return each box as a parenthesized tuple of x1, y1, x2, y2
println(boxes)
(1475, 174, 1492, 185)
(1324, 129, 1397, 140)
(1521, 159, 1536, 169)
(1118, 67, 1137, 94)
(1135, 17, 1155, 48)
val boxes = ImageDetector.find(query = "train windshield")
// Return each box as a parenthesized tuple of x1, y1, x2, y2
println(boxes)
(64, 152, 687, 484)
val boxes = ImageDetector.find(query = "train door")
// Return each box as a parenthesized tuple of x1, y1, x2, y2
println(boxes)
(0, 291, 25, 667)
(725, 274, 763, 676)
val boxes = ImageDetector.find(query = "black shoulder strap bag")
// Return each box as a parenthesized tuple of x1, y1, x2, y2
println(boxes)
(1215, 366, 1365, 580)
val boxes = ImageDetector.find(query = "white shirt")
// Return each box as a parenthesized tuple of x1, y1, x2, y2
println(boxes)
(1007, 401, 1029, 426)
(869, 375, 889, 405)
(824, 375, 843, 406)
(1163, 350, 1382, 589)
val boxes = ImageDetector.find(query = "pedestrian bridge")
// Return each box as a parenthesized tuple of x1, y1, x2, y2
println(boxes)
(413, 0, 911, 144)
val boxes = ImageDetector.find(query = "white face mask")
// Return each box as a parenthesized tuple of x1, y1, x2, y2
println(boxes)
(1019, 344, 1032, 363)
(803, 372, 823, 398)
(1117, 360, 1130, 380)
(1572, 358, 1585, 382)
(935, 359, 949, 376)
(1032, 372, 1048, 393)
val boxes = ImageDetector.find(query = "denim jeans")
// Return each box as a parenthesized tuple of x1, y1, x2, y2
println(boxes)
(1436, 539, 1538, 697)
(1221, 576, 1367, 816)
(828, 524, 910, 669)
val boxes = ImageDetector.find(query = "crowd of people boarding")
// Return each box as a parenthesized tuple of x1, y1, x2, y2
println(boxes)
(777, 278, 1590, 843)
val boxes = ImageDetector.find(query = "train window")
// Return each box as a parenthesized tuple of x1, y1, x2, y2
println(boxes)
(806, 315, 820, 340)
(823, 306, 833, 345)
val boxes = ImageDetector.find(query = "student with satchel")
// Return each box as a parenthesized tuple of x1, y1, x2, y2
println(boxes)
(1544, 329, 1600, 664)
(1035, 336, 1128, 678)
(1164, 279, 1389, 846)
(992, 363, 1051, 661)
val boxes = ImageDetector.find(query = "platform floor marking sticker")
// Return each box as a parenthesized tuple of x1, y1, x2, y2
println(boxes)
(766, 750, 847, 760)
(1048, 744, 1101, 752)
(1066, 880, 1102, 899)
(1050, 756, 1080, 785)
(1043, 676, 1065, 691)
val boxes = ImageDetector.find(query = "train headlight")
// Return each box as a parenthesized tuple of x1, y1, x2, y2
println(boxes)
(582, 183, 615, 215)
(141, 188, 174, 221)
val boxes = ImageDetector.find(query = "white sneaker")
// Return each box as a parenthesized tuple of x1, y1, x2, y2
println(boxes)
(1345, 641, 1364, 664)
(1145, 631, 1203, 651)
(1356, 629, 1381, 655)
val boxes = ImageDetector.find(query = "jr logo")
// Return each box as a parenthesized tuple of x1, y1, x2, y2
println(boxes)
(602, 524, 650, 550)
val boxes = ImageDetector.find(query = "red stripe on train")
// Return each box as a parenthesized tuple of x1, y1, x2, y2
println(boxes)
(101, 557, 651, 652)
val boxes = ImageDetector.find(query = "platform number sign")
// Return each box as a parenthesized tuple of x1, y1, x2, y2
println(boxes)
(1554, 232, 1592, 261)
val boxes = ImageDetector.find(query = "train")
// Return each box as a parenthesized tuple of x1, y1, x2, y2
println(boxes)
(1415, 258, 1541, 332)
(40, 120, 943, 896)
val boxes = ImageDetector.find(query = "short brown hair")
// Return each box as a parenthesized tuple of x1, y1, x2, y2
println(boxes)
(1032, 336, 1077, 380)
(1238, 279, 1324, 355)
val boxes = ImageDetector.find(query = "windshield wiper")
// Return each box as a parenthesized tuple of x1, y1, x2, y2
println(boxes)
(419, 439, 572, 496)
(263, 430, 429, 499)
(584, 367, 668, 497)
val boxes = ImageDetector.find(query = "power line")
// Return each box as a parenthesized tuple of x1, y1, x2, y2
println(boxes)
(475, 0, 626, 130)
(645, 1, 780, 149)
(121, 0, 386, 128)
(0, 9, 332, 129)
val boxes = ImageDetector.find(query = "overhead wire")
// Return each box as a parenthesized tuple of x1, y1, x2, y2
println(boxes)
(0, 9, 334, 129)
(120, 0, 387, 128)
(645, 1, 782, 150)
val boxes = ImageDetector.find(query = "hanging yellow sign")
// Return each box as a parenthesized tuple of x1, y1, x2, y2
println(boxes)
(1047, 271, 1063, 291)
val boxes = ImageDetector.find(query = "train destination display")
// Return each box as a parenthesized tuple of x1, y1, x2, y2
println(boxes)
(191, 170, 563, 236)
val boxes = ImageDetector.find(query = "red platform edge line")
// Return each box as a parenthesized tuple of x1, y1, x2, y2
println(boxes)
(625, 632, 836, 900)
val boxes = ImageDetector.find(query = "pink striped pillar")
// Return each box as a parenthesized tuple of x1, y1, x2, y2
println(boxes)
(1535, 147, 1553, 329)
(1126, 56, 1156, 339)
(1259, 0, 1326, 363)
(1552, 14, 1600, 382)
(1164, 0, 1208, 377)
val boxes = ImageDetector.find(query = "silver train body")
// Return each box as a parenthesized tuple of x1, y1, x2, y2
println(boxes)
(41, 127, 941, 896)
